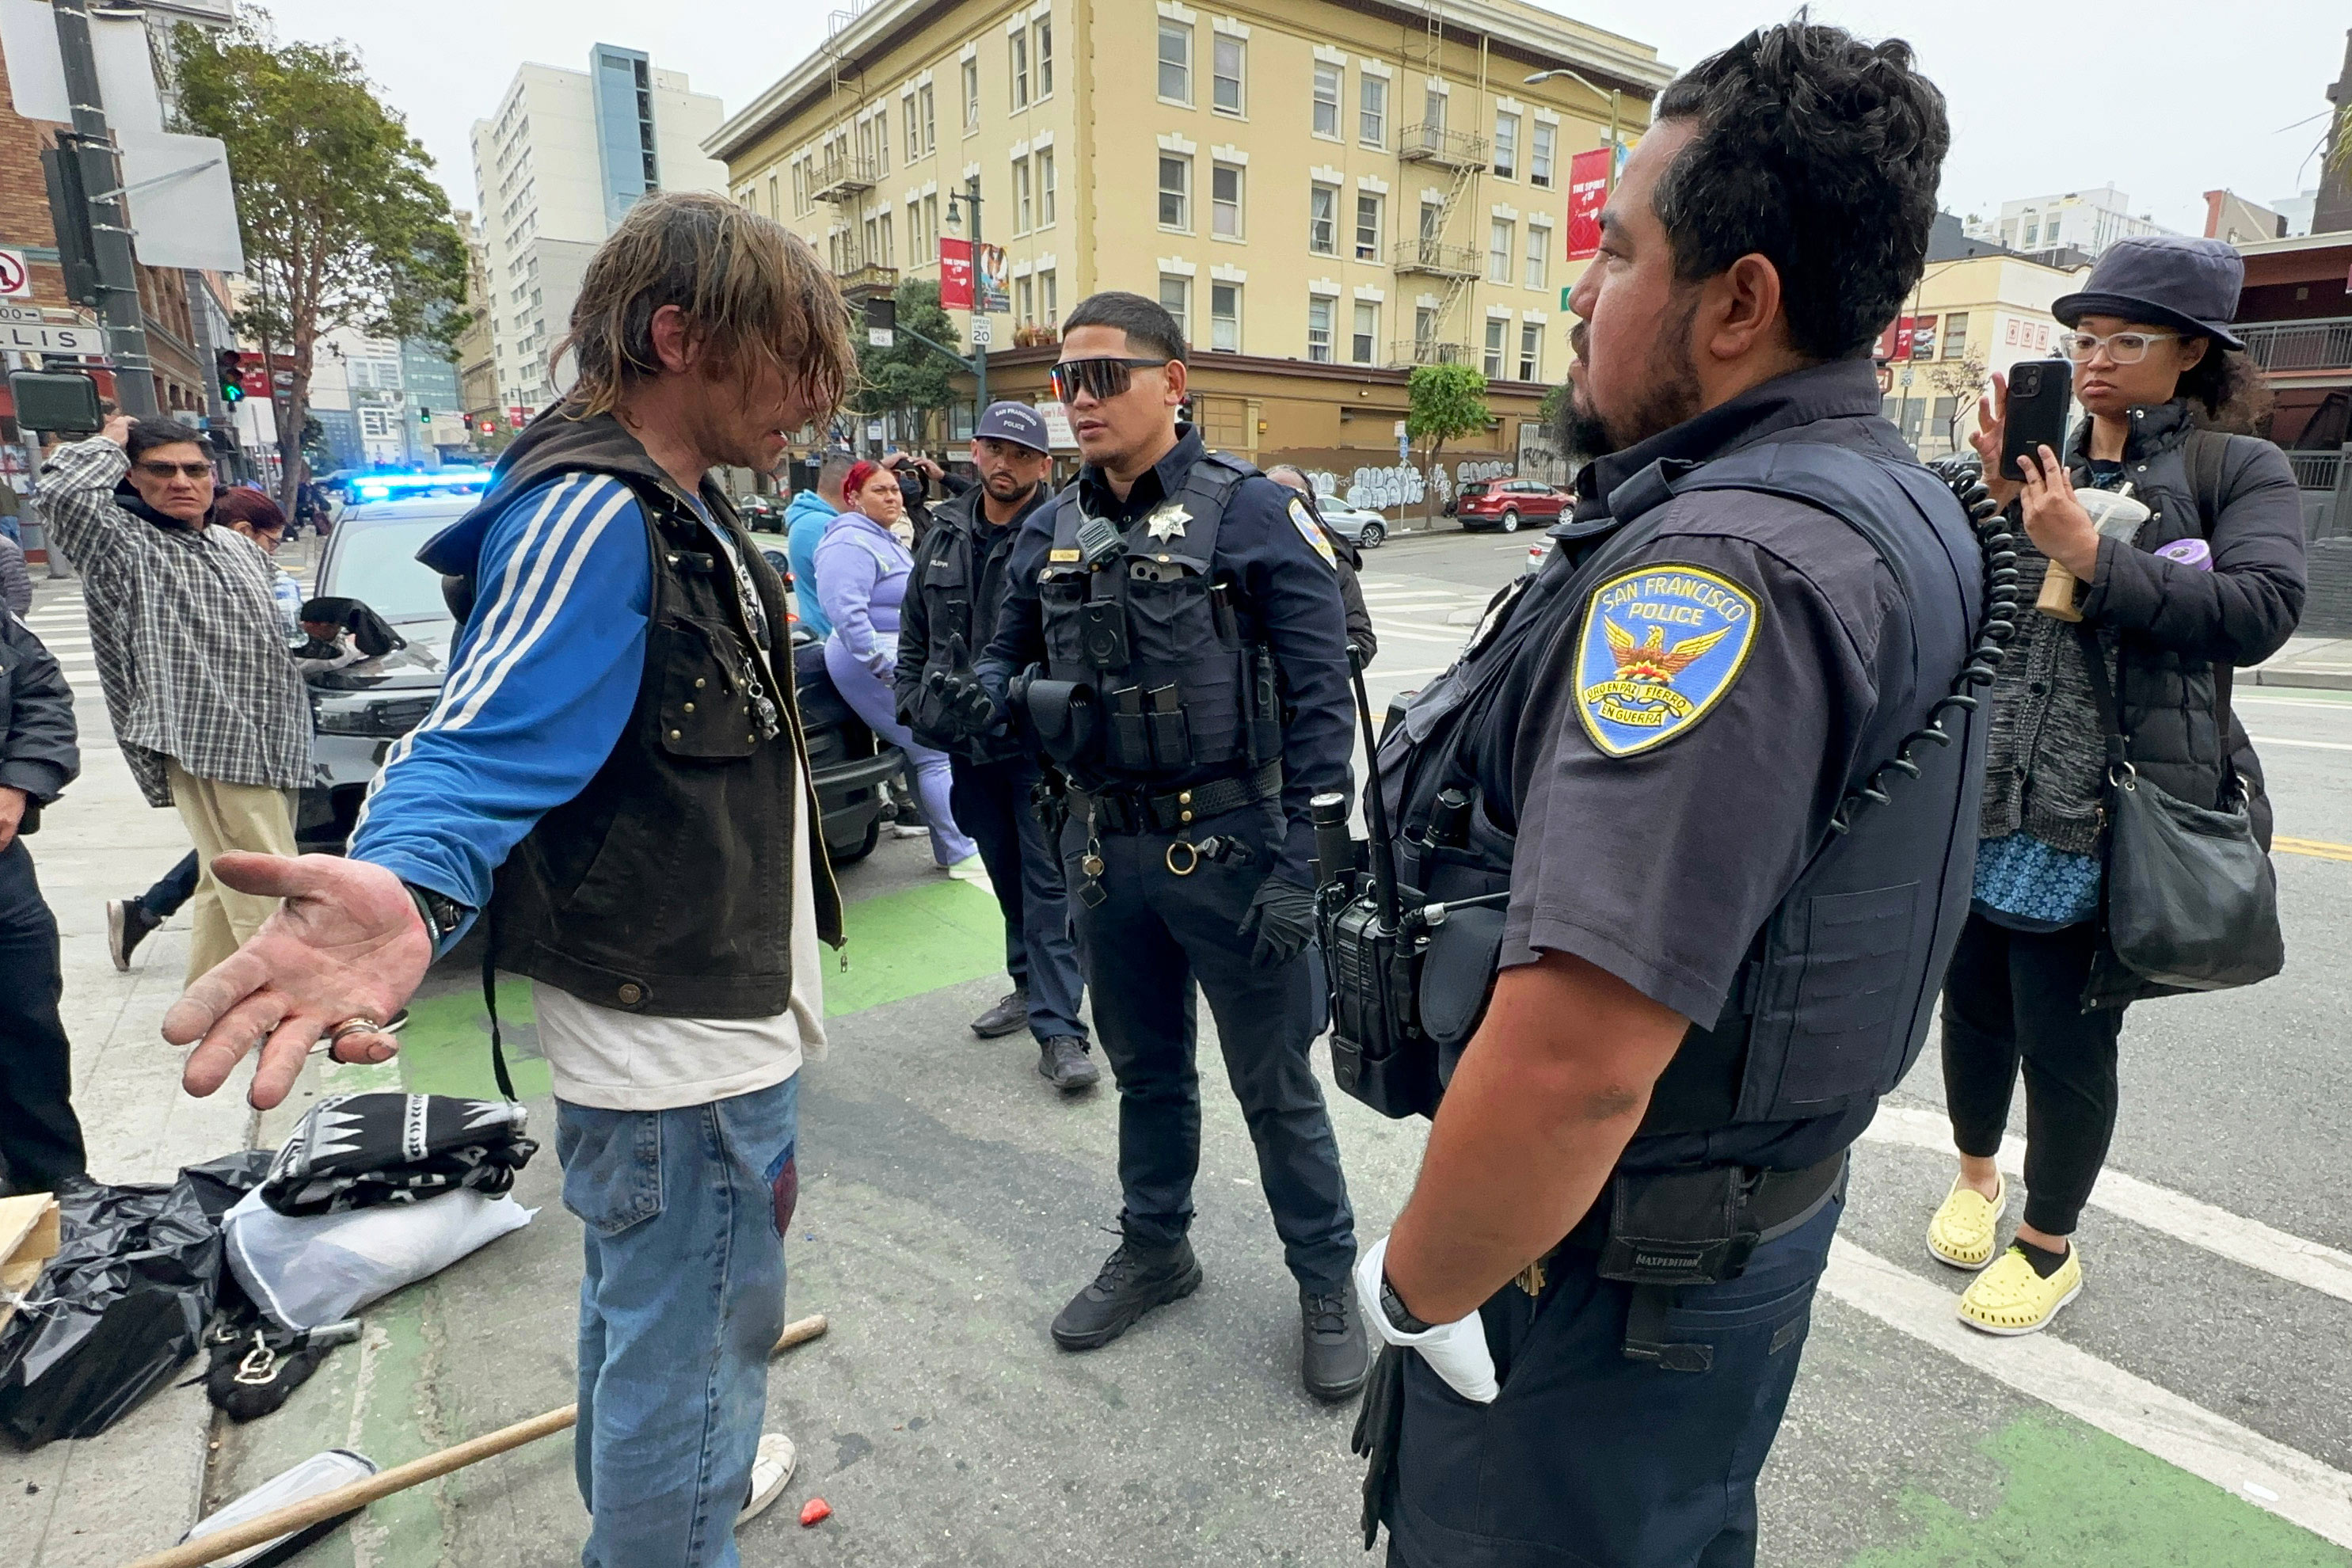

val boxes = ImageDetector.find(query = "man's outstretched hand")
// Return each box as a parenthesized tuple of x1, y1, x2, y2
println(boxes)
(165, 853, 434, 1109)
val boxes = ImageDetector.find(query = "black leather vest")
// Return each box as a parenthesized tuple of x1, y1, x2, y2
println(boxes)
(1037, 451, 1278, 778)
(454, 432, 839, 1019)
(1379, 441, 1985, 1138)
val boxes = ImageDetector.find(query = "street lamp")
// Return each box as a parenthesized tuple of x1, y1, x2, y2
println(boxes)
(1524, 67, 1622, 194)
(944, 175, 988, 417)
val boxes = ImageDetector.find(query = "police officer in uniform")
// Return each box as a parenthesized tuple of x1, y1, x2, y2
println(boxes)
(1344, 25, 1985, 1563)
(896, 402, 1098, 1089)
(934, 290, 1368, 1400)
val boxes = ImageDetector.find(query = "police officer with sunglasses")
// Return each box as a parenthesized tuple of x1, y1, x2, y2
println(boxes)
(929, 289, 1368, 1401)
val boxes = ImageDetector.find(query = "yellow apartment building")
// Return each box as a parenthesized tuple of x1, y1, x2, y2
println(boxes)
(707, 0, 1669, 507)
(1878, 246, 2091, 461)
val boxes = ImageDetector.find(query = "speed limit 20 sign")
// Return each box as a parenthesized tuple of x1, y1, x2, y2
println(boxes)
(0, 249, 29, 299)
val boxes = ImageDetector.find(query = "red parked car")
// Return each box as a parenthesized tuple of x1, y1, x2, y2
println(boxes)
(1454, 477, 1569, 533)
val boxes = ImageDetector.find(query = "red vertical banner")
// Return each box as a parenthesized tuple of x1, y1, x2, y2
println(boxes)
(1564, 148, 1612, 261)
(938, 237, 975, 310)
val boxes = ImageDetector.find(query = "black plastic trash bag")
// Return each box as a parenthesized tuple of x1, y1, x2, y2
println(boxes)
(0, 1151, 272, 1448)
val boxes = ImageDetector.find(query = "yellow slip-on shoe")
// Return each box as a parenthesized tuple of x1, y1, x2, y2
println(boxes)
(1926, 1174, 2006, 1270)
(1957, 1244, 2083, 1336)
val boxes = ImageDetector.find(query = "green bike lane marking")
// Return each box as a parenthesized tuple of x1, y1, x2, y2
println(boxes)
(386, 877, 1007, 1100)
(1847, 1413, 2351, 1567)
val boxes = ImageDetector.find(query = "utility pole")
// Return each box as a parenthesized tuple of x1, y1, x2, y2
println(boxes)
(948, 176, 988, 419)
(51, 0, 158, 417)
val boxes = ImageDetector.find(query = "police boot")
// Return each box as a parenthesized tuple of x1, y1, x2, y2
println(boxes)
(1051, 1235, 1202, 1351)
(1300, 1286, 1370, 1402)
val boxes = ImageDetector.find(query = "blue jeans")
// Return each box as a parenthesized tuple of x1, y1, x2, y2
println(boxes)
(557, 1075, 800, 1568)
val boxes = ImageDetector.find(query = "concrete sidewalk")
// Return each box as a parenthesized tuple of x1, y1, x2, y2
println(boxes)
(6, 575, 266, 1566)
(2251, 636, 2352, 691)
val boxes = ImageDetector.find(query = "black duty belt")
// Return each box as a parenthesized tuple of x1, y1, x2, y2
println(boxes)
(1078, 760, 1284, 836)
(1528, 1148, 1848, 1373)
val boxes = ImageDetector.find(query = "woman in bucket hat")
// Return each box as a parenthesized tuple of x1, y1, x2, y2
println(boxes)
(1927, 234, 2305, 1334)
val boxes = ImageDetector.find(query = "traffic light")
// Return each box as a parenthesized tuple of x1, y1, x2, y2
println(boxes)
(217, 348, 245, 404)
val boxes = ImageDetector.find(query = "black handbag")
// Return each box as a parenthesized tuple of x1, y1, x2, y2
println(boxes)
(2076, 624, 2283, 991)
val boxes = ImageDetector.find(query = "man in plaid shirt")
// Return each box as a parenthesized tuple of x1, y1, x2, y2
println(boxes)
(37, 416, 309, 984)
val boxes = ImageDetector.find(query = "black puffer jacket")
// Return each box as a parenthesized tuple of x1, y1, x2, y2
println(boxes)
(2069, 398, 2305, 1002)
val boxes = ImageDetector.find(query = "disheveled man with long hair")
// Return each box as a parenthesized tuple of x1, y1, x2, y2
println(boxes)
(166, 192, 858, 1566)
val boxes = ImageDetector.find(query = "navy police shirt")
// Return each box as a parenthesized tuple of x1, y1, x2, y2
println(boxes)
(1501, 360, 1912, 1171)
(979, 424, 1355, 886)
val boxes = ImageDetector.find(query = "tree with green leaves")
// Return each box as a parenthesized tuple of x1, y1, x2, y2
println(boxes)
(172, 13, 469, 508)
(851, 279, 962, 447)
(1407, 363, 1490, 524)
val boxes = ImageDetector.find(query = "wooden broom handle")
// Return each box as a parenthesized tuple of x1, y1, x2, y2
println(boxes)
(122, 1314, 829, 1568)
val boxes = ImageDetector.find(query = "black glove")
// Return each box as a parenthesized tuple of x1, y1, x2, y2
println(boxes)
(926, 634, 1003, 738)
(1239, 876, 1319, 968)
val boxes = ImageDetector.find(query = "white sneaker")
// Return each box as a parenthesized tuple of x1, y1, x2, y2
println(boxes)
(736, 1433, 796, 1528)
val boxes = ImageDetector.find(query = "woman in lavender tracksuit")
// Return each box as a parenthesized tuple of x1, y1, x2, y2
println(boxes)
(816, 460, 979, 870)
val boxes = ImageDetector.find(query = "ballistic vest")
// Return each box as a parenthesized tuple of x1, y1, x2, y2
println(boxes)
(1380, 440, 1986, 1139)
(1037, 451, 1281, 780)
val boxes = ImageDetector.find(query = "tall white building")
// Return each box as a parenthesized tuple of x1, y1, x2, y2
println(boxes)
(470, 45, 728, 417)
(1966, 188, 2175, 263)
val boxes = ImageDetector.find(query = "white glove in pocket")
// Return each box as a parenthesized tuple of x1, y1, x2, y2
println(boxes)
(1353, 1235, 1499, 1404)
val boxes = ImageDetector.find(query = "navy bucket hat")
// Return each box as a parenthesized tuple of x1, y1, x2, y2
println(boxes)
(2051, 234, 2247, 351)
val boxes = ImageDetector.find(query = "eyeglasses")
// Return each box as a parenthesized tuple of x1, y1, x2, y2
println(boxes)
(2057, 329, 2183, 365)
(134, 460, 215, 480)
(1049, 357, 1168, 404)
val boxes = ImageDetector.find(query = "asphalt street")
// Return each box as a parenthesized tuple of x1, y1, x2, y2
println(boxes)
(17, 522, 2352, 1566)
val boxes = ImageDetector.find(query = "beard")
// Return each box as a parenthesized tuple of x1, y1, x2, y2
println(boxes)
(1555, 293, 1706, 464)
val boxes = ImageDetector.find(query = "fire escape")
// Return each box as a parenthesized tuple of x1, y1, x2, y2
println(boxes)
(1389, 1, 1487, 368)
(811, 5, 896, 301)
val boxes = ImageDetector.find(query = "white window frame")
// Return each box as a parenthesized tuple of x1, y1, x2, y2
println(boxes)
(1311, 62, 1342, 140)
(1359, 74, 1387, 147)
(1211, 280, 1241, 352)
(1492, 111, 1518, 180)
(1212, 32, 1245, 116)
(1308, 181, 1338, 255)
(1354, 191, 1382, 261)
(1158, 21, 1193, 105)
(1159, 154, 1192, 230)
(1306, 295, 1334, 363)
(1159, 272, 1191, 339)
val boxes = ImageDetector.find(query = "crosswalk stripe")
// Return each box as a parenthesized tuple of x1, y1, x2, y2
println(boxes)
(1862, 1104, 2352, 1307)
(1822, 1239, 2352, 1550)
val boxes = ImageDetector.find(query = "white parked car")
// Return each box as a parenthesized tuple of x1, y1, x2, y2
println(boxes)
(1315, 498, 1389, 550)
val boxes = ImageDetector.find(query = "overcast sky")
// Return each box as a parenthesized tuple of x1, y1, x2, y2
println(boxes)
(265, 0, 2348, 238)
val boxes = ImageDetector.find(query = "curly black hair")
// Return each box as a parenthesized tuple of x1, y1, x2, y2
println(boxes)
(1653, 21, 1950, 363)
(2178, 344, 2274, 436)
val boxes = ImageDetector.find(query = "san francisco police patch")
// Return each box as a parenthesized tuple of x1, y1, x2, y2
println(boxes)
(1574, 564, 1760, 757)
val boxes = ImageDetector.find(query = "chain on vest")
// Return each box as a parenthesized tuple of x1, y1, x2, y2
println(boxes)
(1313, 444, 2012, 1130)
(1026, 452, 1281, 778)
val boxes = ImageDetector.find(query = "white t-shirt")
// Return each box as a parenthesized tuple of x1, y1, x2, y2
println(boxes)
(531, 507, 828, 1111)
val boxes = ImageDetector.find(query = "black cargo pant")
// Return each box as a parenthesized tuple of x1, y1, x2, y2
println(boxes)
(1939, 912, 2127, 1236)
(1387, 1194, 1840, 1568)
(1064, 801, 1356, 1292)
(0, 839, 87, 1193)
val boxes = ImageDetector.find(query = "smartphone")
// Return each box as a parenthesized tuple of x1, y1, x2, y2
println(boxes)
(1997, 359, 2073, 482)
